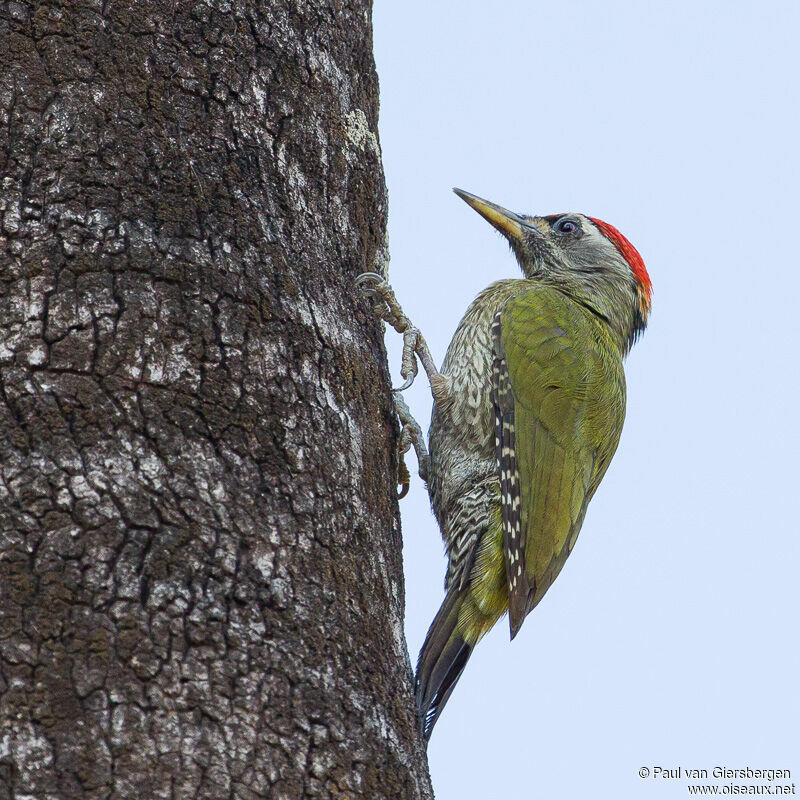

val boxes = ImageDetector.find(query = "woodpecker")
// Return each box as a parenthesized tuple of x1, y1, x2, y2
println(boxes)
(357, 189, 652, 742)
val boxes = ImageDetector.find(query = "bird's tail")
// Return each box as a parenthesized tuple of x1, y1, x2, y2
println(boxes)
(415, 589, 473, 742)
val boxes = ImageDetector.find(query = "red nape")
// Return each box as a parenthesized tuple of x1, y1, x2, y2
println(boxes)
(589, 217, 652, 298)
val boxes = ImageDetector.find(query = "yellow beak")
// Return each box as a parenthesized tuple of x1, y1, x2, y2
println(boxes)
(453, 188, 530, 242)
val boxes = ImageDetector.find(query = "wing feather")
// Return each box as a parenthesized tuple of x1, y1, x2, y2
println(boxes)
(498, 286, 626, 624)
(491, 314, 530, 636)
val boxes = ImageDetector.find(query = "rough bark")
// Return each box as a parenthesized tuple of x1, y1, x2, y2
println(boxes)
(0, 1, 432, 797)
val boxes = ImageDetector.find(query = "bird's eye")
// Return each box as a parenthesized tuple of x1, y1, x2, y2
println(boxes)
(554, 216, 581, 236)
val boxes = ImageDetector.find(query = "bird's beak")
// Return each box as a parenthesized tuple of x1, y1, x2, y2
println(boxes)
(453, 188, 534, 243)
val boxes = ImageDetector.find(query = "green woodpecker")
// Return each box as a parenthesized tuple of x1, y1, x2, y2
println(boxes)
(357, 189, 651, 742)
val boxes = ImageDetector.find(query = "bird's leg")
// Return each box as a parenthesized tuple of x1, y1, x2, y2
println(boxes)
(395, 392, 430, 492)
(355, 272, 450, 405)
(356, 272, 442, 495)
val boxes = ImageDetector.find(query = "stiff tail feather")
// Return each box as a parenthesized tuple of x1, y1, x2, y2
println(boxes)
(414, 590, 473, 742)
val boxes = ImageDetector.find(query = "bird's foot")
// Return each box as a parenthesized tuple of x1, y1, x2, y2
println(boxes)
(394, 392, 429, 495)
(355, 272, 412, 335)
(356, 272, 449, 403)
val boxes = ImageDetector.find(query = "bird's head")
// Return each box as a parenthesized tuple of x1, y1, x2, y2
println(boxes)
(454, 188, 652, 352)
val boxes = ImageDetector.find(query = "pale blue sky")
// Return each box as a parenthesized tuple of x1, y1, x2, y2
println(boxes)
(373, 1, 799, 797)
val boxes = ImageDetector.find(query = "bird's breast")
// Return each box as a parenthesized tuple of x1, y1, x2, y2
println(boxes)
(440, 332, 494, 442)
(435, 279, 525, 447)
(428, 280, 527, 503)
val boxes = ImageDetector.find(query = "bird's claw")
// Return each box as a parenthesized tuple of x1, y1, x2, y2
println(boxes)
(356, 273, 437, 487)
(393, 392, 430, 486)
(355, 272, 393, 308)
(354, 271, 385, 296)
(397, 452, 411, 499)
(357, 272, 421, 390)
(396, 327, 420, 390)
(398, 422, 413, 455)
(393, 374, 415, 392)
(355, 272, 412, 333)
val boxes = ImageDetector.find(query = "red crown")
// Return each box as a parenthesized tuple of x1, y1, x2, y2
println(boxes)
(589, 217, 652, 302)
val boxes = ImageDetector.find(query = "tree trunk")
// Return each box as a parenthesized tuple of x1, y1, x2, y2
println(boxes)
(0, 1, 432, 797)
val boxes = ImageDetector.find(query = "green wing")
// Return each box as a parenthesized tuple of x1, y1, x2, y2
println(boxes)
(496, 285, 626, 634)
